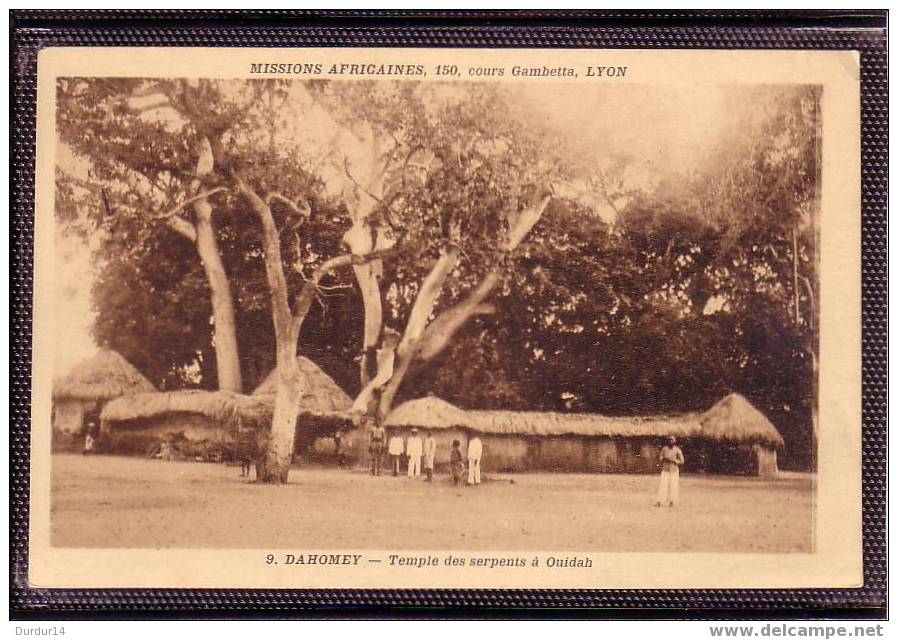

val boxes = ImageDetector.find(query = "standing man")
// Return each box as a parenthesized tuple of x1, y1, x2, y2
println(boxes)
(656, 436, 685, 507)
(422, 430, 437, 482)
(368, 418, 386, 476)
(388, 430, 404, 476)
(406, 428, 423, 478)
(467, 435, 483, 486)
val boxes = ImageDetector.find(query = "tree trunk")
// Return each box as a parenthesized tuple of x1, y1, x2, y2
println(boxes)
(377, 348, 413, 418)
(344, 222, 387, 388)
(237, 178, 303, 484)
(354, 260, 382, 387)
(255, 349, 301, 483)
(792, 227, 801, 326)
(193, 201, 243, 392)
(375, 245, 459, 417)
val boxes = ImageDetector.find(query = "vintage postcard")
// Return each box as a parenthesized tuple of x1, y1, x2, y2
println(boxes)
(29, 46, 861, 590)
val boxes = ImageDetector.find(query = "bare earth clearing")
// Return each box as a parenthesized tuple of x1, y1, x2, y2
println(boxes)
(51, 454, 813, 552)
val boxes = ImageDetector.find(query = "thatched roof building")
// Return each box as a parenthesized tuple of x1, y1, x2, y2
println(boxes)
(464, 410, 701, 440)
(382, 393, 783, 449)
(253, 356, 353, 414)
(699, 393, 785, 448)
(53, 349, 155, 402)
(101, 390, 268, 429)
(101, 356, 355, 457)
(52, 350, 156, 445)
(99, 390, 272, 459)
(370, 392, 784, 477)
(383, 396, 469, 430)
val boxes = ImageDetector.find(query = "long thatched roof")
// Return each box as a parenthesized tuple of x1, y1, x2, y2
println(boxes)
(101, 390, 268, 427)
(102, 385, 355, 432)
(382, 393, 785, 448)
(465, 410, 701, 439)
(53, 349, 155, 401)
(253, 356, 352, 413)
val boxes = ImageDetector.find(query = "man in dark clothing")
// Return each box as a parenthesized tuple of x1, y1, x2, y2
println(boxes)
(368, 419, 386, 476)
(450, 439, 465, 486)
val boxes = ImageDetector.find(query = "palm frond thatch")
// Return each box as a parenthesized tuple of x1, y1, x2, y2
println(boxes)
(53, 349, 155, 401)
(698, 393, 785, 447)
(252, 356, 352, 413)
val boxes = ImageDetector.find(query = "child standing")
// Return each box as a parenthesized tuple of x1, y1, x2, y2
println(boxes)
(82, 418, 98, 455)
(422, 430, 437, 481)
(450, 439, 464, 486)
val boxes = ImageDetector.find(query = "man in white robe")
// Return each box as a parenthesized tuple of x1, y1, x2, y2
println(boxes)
(656, 436, 685, 507)
(406, 428, 423, 478)
(467, 435, 483, 486)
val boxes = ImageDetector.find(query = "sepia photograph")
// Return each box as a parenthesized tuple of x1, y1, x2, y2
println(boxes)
(26, 47, 863, 590)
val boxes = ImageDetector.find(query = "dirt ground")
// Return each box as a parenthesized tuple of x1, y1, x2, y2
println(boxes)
(50, 454, 813, 552)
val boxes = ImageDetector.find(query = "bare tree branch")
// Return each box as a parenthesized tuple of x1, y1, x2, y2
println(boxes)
(343, 157, 384, 205)
(289, 246, 399, 338)
(266, 192, 311, 218)
(592, 168, 623, 218)
(164, 215, 198, 243)
(150, 187, 229, 221)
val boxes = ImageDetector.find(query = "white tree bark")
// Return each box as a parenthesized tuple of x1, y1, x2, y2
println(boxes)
(189, 136, 243, 392)
(193, 202, 243, 393)
(236, 177, 302, 483)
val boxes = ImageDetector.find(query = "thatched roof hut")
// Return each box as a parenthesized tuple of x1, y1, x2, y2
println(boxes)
(698, 393, 785, 448)
(252, 356, 352, 414)
(53, 349, 155, 402)
(383, 396, 469, 430)
(99, 390, 274, 459)
(103, 356, 355, 447)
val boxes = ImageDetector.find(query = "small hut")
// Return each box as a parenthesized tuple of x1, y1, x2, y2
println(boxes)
(100, 390, 266, 458)
(253, 356, 355, 456)
(52, 349, 155, 442)
(253, 356, 352, 411)
(697, 393, 784, 479)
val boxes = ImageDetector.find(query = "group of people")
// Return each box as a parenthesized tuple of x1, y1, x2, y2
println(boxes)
(344, 422, 684, 503)
(367, 423, 483, 486)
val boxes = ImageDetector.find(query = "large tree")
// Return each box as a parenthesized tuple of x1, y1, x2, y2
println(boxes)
(307, 82, 568, 422)
(230, 81, 572, 481)
(56, 78, 277, 392)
